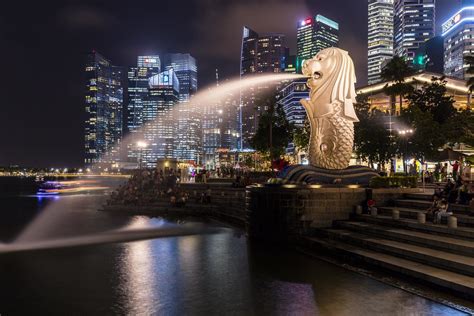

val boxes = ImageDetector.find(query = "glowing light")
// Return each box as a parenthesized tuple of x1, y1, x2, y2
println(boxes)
(137, 141, 148, 148)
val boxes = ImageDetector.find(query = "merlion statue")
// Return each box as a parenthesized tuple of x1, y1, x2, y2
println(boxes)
(300, 47, 358, 170)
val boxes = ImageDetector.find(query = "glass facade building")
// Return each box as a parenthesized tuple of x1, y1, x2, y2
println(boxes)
(394, 0, 436, 62)
(127, 56, 161, 163)
(239, 27, 287, 150)
(443, 6, 474, 79)
(84, 51, 123, 166)
(139, 69, 180, 168)
(162, 53, 201, 163)
(278, 79, 309, 154)
(297, 15, 339, 73)
(368, 0, 394, 85)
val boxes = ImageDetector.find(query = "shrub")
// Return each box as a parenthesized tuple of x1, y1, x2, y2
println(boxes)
(370, 176, 417, 188)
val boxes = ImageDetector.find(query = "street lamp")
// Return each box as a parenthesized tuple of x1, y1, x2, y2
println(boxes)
(398, 129, 414, 174)
(137, 141, 148, 169)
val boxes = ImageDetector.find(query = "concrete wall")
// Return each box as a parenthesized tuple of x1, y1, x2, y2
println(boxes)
(246, 185, 422, 242)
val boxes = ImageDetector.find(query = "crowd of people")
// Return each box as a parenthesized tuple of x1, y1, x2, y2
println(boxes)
(108, 168, 221, 207)
(108, 168, 186, 206)
(426, 176, 474, 223)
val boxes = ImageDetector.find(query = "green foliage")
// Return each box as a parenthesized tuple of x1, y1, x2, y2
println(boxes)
(293, 117, 310, 152)
(370, 176, 418, 188)
(250, 92, 294, 160)
(353, 95, 395, 167)
(381, 56, 415, 109)
(465, 55, 474, 92)
(445, 108, 474, 147)
(399, 77, 457, 161)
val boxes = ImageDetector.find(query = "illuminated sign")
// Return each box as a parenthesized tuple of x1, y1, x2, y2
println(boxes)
(442, 7, 474, 36)
(300, 18, 312, 27)
(454, 14, 461, 23)
(144, 58, 157, 63)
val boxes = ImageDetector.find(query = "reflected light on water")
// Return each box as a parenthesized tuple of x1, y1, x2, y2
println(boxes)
(121, 239, 158, 314)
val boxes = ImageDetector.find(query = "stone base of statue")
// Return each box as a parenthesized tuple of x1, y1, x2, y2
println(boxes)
(278, 165, 379, 186)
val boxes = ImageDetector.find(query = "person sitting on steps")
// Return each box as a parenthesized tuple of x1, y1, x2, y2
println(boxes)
(433, 199, 452, 224)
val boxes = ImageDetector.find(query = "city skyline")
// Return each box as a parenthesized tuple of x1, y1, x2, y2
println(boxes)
(0, 0, 458, 167)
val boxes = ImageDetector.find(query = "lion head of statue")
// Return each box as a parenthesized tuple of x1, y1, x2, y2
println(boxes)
(301, 47, 358, 122)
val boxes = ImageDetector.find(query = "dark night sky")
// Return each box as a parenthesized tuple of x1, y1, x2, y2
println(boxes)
(0, 0, 459, 167)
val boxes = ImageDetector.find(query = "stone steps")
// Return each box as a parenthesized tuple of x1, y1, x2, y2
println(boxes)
(404, 193, 434, 201)
(336, 221, 474, 257)
(378, 207, 474, 227)
(303, 236, 474, 299)
(355, 214, 474, 240)
(395, 199, 470, 214)
(321, 228, 474, 277)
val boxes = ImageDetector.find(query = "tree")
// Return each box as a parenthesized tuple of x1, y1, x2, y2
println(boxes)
(292, 117, 310, 153)
(445, 108, 474, 147)
(250, 92, 293, 161)
(399, 77, 457, 162)
(353, 95, 394, 169)
(464, 55, 474, 92)
(381, 56, 415, 113)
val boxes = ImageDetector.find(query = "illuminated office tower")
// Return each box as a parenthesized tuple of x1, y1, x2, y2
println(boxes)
(162, 53, 201, 163)
(394, 0, 435, 62)
(127, 56, 161, 162)
(368, 0, 394, 84)
(127, 56, 160, 133)
(296, 14, 339, 72)
(239, 27, 287, 149)
(203, 75, 240, 168)
(84, 51, 123, 166)
(278, 79, 309, 154)
(443, 6, 474, 79)
(139, 69, 180, 168)
(313, 15, 339, 53)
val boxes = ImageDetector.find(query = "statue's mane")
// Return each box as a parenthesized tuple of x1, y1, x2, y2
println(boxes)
(310, 48, 358, 121)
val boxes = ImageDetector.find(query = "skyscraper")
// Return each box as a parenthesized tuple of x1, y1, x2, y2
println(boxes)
(240, 27, 288, 149)
(443, 6, 474, 79)
(414, 36, 444, 73)
(278, 79, 309, 154)
(127, 56, 161, 163)
(394, 0, 436, 62)
(256, 34, 287, 73)
(296, 14, 339, 72)
(162, 53, 201, 162)
(127, 56, 161, 134)
(368, 0, 394, 85)
(313, 15, 339, 53)
(140, 69, 180, 167)
(84, 51, 123, 166)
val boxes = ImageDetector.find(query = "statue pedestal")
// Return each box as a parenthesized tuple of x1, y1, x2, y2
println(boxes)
(279, 165, 379, 187)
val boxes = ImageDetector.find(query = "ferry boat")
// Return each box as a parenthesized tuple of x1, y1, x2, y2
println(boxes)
(37, 180, 108, 195)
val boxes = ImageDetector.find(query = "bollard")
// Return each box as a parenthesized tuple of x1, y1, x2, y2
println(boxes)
(392, 209, 400, 220)
(355, 205, 363, 215)
(417, 212, 426, 224)
(221, 191, 225, 196)
(193, 190, 197, 196)
(448, 216, 458, 229)
(370, 208, 377, 217)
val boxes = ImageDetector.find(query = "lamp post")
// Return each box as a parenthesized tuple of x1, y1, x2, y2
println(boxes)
(137, 141, 148, 169)
(398, 129, 414, 174)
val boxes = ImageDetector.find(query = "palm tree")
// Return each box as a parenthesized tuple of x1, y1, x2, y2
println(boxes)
(464, 55, 474, 93)
(381, 56, 415, 114)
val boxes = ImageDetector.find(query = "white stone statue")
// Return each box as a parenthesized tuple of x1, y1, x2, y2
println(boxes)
(300, 47, 359, 170)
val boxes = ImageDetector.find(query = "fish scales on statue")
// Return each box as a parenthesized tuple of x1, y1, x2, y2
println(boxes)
(300, 47, 359, 170)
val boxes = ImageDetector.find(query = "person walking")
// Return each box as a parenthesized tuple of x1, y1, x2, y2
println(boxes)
(441, 163, 448, 182)
(434, 162, 441, 182)
(451, 161, 460, 180)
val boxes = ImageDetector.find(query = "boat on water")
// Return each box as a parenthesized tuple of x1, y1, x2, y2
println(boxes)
(37, 180, 109, 195)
